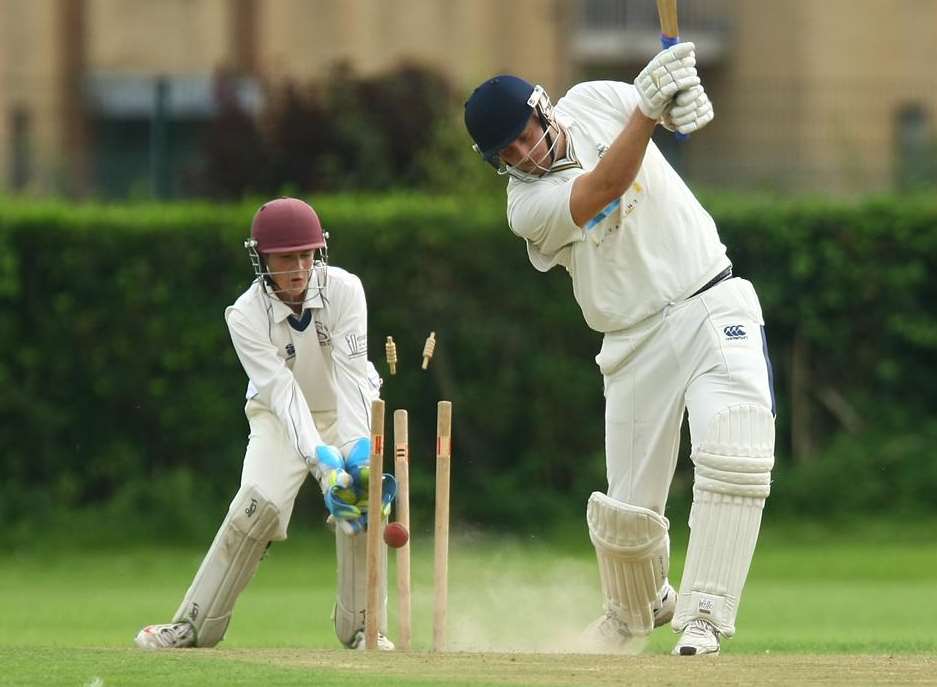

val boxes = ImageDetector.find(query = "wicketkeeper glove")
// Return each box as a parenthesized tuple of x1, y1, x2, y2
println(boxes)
(661, 84, 714, 134)
(308, 445, 353, 491)
(307, 445, 358, 523)
(343, 436, 372, 486)
(634, 42, 700, 120)
(331, 474, 398, 536)
(327, 437, 398, 535)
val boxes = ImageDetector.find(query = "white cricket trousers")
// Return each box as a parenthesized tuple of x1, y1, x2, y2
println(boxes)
(598, 277, 775, 514)
(239, 399, 337, 539)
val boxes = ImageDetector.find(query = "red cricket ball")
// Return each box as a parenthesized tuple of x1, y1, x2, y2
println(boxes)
(383, 522, 410, 548)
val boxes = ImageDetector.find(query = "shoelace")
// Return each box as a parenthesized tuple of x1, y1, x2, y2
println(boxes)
(156, 624, 191, 647)
(684, 619, 717, 640)
(597, 610, 632, 639)
(652, 588, 670, 614)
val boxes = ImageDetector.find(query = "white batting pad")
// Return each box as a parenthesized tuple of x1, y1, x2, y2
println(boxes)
(334, 526, 386, 646)
(673, 404, 775, 636)
(173, 485, 280, 646)
(587, 493, 671, 636)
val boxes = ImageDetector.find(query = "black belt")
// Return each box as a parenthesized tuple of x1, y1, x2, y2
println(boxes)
(689, 266, 733, 299)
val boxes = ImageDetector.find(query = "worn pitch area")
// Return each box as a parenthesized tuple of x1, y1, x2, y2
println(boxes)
(199, 650, 936, 686)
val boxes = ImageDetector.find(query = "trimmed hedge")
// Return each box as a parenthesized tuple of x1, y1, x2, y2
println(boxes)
(1, 193, 935, 543)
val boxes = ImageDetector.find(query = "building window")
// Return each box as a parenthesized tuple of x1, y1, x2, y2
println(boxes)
(9, 106, 32, 191)
(86, 73, 262, 198)
(895, 103, 936, 190)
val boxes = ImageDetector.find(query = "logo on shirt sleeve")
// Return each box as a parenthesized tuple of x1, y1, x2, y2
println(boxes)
(345, 333, 368, 359)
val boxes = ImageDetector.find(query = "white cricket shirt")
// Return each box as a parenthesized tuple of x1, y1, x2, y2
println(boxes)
(506, 80, 730, 333)
(225, 266, 379, 463)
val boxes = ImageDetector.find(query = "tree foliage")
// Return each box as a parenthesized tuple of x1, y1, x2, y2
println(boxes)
(195, 63, 456, 197)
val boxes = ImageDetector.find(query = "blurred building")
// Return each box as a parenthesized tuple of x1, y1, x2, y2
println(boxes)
(1, 0, 935, 197)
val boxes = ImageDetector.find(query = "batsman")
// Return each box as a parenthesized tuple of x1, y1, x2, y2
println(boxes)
(464, 42, 775, 655)
(135, 198, 396, 651)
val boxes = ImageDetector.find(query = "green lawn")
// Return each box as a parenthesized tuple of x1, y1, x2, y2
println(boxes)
(2, 520, 935, 685)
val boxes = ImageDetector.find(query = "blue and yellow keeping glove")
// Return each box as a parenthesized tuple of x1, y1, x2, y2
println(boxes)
(339, 473, 398, 535)
(330, 437, 398, 535)
(308, 445, 358, 521)
(343, 437, 372, 489)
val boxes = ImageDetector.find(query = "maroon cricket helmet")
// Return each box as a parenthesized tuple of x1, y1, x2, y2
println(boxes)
(250, 198, 327, 254)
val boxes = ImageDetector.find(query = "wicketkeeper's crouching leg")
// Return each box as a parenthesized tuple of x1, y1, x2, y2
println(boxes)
(333, 526, 393, 650)
(672, 403, 775, 656)
(328, 437, 396, 650)
(134, 484, 281, 649)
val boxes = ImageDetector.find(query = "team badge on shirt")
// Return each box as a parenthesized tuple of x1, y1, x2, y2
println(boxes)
(345, 333, 368, 359)
(315, 321, 331, 345)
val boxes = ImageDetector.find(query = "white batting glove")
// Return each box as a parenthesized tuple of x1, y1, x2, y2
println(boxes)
(662, 85, 714, 134)
(634, 43, 700, 120)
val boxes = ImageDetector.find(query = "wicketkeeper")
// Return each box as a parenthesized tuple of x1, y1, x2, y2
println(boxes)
(464, 44, 775, 656)
(135, 197, 396, 651)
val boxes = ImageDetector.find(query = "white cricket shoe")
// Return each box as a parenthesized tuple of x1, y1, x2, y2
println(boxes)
(348, 630, 395, 651)
(134, 622, 196, 650)
(672, 618, 720, 656)
(581, 582, 677, 654)
(653, 582, 677, 627)
(581, 610, 645, 655)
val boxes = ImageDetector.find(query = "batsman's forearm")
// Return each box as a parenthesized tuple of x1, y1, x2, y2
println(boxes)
(596, 110, 657, 193)
(571, 111, 658, 226)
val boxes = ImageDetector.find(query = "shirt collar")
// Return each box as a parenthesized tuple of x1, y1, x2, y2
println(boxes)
(262, 283, 324, 324)
(550, 116, 581, 172)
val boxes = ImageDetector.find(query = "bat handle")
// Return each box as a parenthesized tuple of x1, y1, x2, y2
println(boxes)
(659, 34, 689, 141)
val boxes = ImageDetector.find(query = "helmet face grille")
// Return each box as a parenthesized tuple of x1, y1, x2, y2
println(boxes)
(244, 238, 329, 306)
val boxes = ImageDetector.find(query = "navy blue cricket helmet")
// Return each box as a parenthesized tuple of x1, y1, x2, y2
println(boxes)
(464, 75, 538, 165)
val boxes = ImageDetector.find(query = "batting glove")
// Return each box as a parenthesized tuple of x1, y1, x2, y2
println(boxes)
(634, 42, 699, 120)
(662, 85, 714, 134)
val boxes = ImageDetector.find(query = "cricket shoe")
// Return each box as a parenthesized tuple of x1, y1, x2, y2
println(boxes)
(348, 630, 395, 651)
(581, 582, 677, 654)
(672, 618, 720, 656)
(653, 582, 677, 627)
(134, 622, 196, 650)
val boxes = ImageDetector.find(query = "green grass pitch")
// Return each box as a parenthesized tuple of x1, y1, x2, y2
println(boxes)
(1, 520, 935, 686)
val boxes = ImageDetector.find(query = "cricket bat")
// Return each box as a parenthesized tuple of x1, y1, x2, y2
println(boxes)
(656, 0, 689, 140)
